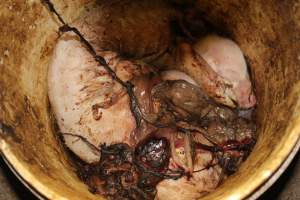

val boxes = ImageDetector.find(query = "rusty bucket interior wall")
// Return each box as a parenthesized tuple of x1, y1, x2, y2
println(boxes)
(0, 1, 300, 200)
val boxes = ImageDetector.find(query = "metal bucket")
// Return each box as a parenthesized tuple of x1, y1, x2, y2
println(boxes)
(0, 1, 299, 199)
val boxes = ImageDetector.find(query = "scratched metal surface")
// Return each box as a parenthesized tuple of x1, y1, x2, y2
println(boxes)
(0, 153, 299, 200)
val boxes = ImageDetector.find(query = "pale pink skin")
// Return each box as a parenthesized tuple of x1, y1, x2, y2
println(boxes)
(193, 35, 256, 108)
(49, 37, 223, 199)
(48, 34, 137, 163)
(160, 70, 198, 85)
(49, 27, 252, 199)
(48, 35, 200, 163)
